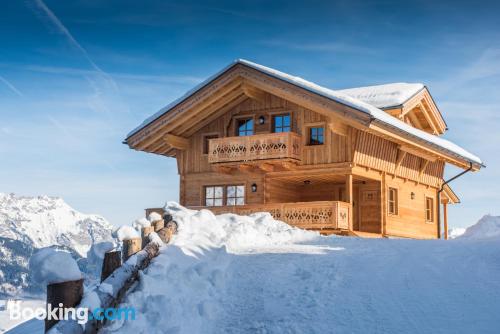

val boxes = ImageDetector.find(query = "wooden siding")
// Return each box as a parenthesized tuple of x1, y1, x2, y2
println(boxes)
(353, 130, 444, 187)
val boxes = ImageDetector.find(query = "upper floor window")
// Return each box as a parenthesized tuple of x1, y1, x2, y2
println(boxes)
(273, 114, 291, 133)
(388, 187, 398, 215)
(237, 118, 254, 136)
(425, 197, 434, 222)
(203, 134, 218, 154)
(308, 127, 324, 145)
(205, 186, 223, 207)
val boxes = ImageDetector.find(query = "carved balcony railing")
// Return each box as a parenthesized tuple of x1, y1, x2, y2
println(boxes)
(193, 201, 350, 231)
(208, 132, 302, 164)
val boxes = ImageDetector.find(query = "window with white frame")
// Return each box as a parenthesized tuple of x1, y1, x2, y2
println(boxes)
(425, 197, 434, 222)
(205, 186, 223, 206)
(226, 185, 245, 206)
(388, 187, 398, 215)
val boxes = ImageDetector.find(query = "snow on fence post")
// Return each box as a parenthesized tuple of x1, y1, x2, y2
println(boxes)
(45, 278, 84, 332)
(122, 237, 142, 261)
(141, 225, 155, 248)
(101, 251, 121, 282)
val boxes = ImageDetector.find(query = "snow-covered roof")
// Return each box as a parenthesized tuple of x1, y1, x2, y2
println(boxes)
(126, 59, 483, 167)
(337, 83, 425, 109)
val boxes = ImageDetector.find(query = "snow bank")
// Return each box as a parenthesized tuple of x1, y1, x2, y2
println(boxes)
(29, 248, 82, 284)
(165, 201, 318, 254)
(147, 212, 162, 223)
(101, 205, 500, 334)
(459, 215, 500, 240)
(133, 218, 150, 230)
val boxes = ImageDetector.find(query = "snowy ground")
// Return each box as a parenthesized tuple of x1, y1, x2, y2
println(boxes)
(101, 204, 500, 334)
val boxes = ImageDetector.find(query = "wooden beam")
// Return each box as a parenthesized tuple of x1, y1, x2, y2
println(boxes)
(399, 145, 437, 162)
(163, 134, 189, 150)
(258, 163, 275, 173)
(443, 202, 448, 240)
(380, 172, 387, 236)
(419, 159, 430, 177)
(328, 121, 348, 137)
(238, 164, 256, 173)
(214, 165, 233, 174)
(394, 149, 407, 173)
(242, 84, 267, 103)
(345, 174, 353, 231)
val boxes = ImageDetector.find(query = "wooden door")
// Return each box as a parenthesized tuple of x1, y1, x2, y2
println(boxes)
(358, 185, 382, 233)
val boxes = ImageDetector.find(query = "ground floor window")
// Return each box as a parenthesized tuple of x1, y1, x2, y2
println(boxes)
(388, 187, 398, 215)
(205, 186, 224, 206)
(205, 185, 245, 206)
(425, 197, 434, 222)
(226, 185, 245, 205)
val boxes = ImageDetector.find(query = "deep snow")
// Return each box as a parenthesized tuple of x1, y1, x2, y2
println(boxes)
(102, 203, 500, 334)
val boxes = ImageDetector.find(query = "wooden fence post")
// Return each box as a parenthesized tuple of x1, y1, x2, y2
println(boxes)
(157, 221, 178, 243)
(141, 226, 155, 248)
(122, 238, 142, 261)
(152, 219, 165, 232)
(101, 251, 121, 282)
(45, 278, 84, 332)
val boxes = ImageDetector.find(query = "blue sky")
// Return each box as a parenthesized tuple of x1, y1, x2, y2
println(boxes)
(1, 0, 499, 228)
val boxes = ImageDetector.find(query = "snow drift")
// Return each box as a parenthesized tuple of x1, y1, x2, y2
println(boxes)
(102, 203, 500, 334)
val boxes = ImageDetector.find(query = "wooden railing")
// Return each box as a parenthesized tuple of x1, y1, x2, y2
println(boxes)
(208, 132, 302, 164)
(193, 201, 350, 230)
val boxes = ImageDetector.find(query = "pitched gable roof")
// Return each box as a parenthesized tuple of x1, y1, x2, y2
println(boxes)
(126, 59, 483, 168)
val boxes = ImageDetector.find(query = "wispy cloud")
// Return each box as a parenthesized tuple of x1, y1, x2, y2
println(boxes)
(0, 75, 23, 97)
(30, 0, 118, 91)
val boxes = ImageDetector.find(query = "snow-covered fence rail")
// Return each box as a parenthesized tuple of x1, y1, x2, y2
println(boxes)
(46, 219, 178, 334)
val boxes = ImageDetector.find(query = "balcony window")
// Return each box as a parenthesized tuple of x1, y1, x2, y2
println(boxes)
(308, 127, 324, 145)
(237, 118, 254, 136)
(273, 114, 291, 133)
(205, 186, 223, 206)
(226, 185, 245, 206)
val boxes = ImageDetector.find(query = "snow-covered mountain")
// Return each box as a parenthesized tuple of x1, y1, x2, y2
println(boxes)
(458, 214, 500, 240)
(0, 193, 113, 295)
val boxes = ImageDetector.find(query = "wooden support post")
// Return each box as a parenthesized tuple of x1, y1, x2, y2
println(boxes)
(141, 226, 155, 248)
(381, 173, 387, 236)
(345, 174, 353, 231)
(122, 238, 142, 262)
(45, 279, 84, 332)
(443, 202, 448, 240)
(101, 251, 121, 282)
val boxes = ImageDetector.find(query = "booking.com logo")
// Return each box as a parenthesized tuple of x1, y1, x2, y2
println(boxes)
(9, 301, 136, 324)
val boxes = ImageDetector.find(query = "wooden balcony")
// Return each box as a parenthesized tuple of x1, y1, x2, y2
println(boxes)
(208, 132, 302, 164)
(194, 201, 351, 231)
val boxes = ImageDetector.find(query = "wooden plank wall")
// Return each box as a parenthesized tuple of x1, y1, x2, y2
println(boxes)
(353, 130, 444, 187)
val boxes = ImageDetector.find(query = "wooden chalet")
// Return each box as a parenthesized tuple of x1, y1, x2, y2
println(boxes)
(126, 60, 483, 239)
